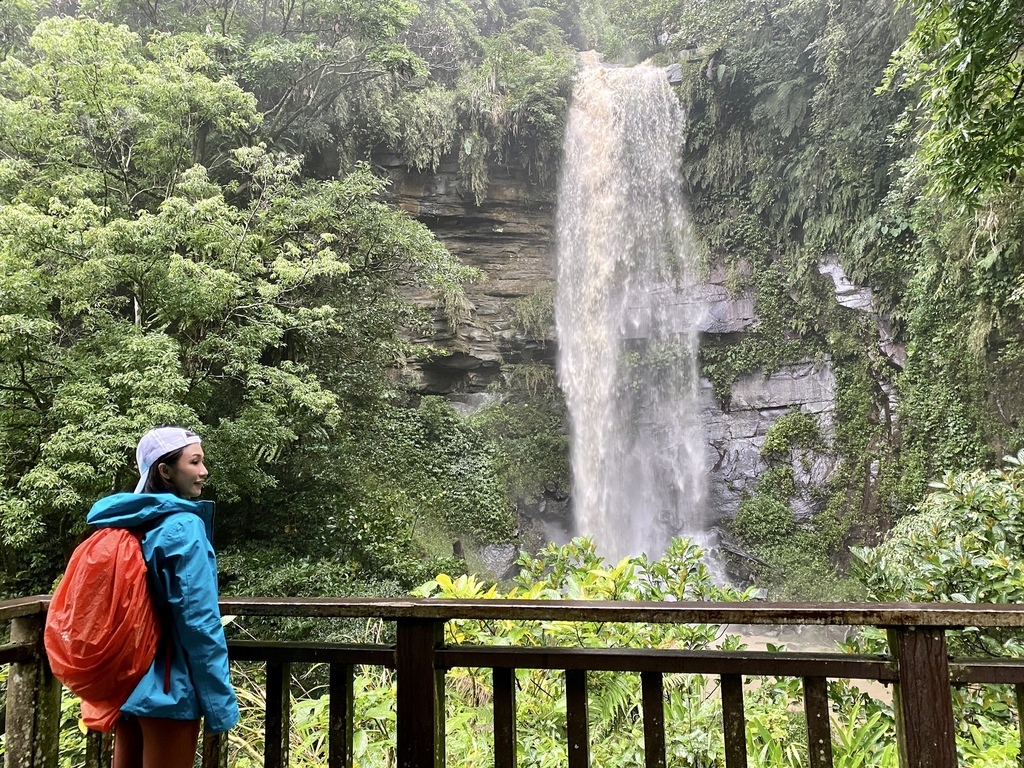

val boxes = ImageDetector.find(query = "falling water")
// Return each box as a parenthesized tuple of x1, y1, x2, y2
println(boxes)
(555, 62, 709, 563)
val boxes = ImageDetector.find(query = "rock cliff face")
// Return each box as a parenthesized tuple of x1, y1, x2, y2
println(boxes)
(388, 159, 887, 527)
(380, 155, 558, 394)
(702, 362, 840, 521)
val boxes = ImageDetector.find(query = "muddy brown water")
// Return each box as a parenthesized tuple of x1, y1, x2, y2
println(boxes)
(726, 624, 894, 704)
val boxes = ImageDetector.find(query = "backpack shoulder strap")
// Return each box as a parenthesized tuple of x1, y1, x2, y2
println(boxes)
(122, 514, 176, 694)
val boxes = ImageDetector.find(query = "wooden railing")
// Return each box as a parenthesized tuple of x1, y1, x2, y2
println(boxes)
(5, 596, 1024, 768)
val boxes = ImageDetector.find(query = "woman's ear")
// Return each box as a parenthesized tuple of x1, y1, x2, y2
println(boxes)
(157, 462, 173, 481)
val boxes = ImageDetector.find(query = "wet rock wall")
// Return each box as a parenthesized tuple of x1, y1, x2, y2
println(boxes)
(386, 159, 894, 525)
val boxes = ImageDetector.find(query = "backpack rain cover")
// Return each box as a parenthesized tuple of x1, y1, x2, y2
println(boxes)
(44, 527, 160, 732)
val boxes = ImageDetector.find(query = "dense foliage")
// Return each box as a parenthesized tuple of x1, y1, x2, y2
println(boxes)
(0, 9, 532, 594)
(854, 450, 1024, 654)
(68, 0, 578, 199)
(222, 539, 903, 768)
(615, 0, 1024, 597)
(841, 452, 1024, 764)
(218, 537, 1024, 765)
(1, 0, 1023, 609)
(885, 0, 1024, 206)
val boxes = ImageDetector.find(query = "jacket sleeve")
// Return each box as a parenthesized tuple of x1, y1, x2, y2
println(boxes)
(159, 515, 240, 732)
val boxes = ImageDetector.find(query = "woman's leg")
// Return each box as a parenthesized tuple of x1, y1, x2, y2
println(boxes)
(112, 717, 143, 768)
(137, 717, 201, 768)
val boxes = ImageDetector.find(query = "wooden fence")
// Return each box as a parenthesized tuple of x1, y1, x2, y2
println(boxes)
(5, 596, 1024, 768)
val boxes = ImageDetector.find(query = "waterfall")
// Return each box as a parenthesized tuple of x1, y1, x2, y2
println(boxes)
(555, 62, 709, 564)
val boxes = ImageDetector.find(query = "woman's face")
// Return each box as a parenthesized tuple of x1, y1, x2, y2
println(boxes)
(158, 444, 208, 498)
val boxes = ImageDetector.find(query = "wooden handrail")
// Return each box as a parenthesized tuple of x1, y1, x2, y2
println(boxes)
(215, 596, 1024, 626)
(16, 592, 1024, 626)
(0, 596, 49, 623)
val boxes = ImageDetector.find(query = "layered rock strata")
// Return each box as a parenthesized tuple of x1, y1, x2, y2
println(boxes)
(380, 155, 557, 393)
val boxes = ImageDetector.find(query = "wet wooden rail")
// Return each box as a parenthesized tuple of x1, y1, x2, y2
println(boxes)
(5, 596, 1024, 768)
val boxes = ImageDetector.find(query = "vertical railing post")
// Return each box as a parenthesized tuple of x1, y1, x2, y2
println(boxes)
(201, 731, 227, 768)
(565, 669, 589, 768)
(1015, 684, 1024, 768)
(329, 663, 355, 768)
(887, 627, 956, 768)
(265, 660, 291, 768)
(803, 677, 833, 768)
(5, 614, 61, 768)
(641, 671, 667, 768)
(720, 674, 747, 768)
(492, 667, 516, 768)
(396, 618, 445, 768)
(84, 731, 113, 768)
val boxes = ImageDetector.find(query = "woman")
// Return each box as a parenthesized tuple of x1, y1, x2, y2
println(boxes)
(86, 426, 239, 768)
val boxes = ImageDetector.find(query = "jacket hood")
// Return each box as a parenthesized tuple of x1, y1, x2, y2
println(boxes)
(87, 493, 215, 539)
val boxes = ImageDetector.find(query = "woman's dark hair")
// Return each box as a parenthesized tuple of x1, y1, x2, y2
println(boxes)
(143, 447, 186, 493)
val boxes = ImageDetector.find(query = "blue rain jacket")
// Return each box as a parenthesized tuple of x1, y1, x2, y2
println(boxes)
(86, 493, 239, 732)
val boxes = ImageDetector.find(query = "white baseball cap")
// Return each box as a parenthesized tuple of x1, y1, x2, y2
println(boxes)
(134, 426, 202, 493)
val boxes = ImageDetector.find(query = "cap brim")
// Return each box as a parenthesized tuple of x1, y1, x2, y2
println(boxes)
(133, 473, 148, 494)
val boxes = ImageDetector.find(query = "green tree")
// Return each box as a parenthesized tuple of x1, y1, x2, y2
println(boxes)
(0, 18, 480, 593)
(0, 0, 41, 56)
(886, 0, 1024, 205)
(79, 0, 425, 156)
(0, 18, 259, 212)
(368, 20, 575, 202)
(881, 0, 1024, 487)
(69, 0, 576, 188)
(853, 451, 1024, 656)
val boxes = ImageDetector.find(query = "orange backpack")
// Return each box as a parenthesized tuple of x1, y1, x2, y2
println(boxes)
(44, 527, 161, 732)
